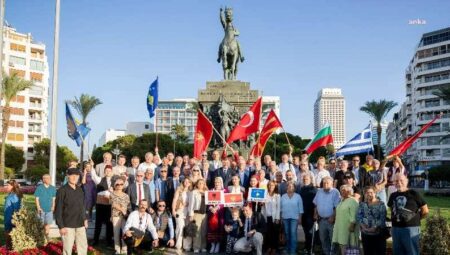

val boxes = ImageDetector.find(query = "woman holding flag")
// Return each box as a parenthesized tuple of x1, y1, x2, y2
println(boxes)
(207, 177, 227, 253)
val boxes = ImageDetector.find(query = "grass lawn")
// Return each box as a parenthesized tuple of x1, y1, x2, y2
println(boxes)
(0, 191, 449, 253)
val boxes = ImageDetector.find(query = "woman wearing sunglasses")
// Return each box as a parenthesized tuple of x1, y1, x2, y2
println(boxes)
(110, 177, 131, 255)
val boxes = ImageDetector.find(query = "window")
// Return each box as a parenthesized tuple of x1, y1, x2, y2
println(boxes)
(443, 149, 450, 157)
(9, 68, 25, 78)
(9, 56, 26, 65)
(426, 149, 440, 156)
(10, 43, 25, 52)
(145, 124, 149, 129)
(30, 60, 44, 71)
(425, 99, 440, 108)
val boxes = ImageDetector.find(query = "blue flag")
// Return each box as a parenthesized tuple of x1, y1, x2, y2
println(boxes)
(147, 77, 159, 118)
(335, 123, 374, 157)
(248, 188, 267, 201)
(65, 102, 91, 147)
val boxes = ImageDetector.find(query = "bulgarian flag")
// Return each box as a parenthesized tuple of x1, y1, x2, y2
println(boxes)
(305, 123, 334, 154)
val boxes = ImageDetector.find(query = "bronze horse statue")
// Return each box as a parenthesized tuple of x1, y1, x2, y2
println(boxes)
(217, 7, 244, 80)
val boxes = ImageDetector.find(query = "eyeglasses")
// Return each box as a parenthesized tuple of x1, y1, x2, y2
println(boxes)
(193, 169, 200, 172)
(158, 205, 166, 207)
(160, 170, 167, 173)
(115, 183, 124, 186)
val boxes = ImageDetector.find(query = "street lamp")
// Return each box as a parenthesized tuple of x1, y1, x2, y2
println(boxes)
(170, 132, 176, 155)
(112, 144, 121, 166)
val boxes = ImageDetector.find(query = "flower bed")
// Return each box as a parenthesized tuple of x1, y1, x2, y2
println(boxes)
(0, 186, 36, 194)
(0, 241, 98, 255)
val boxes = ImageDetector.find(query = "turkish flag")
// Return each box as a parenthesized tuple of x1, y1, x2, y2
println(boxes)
(226, 97, 262, 144)
(194, 110, 214, 159)
(250, 109, 283, 157)
(388, 114, 441, 157)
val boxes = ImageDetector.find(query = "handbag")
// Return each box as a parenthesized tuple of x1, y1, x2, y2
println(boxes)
(345, 233, 360, 255)
(183, 221, 198, 238)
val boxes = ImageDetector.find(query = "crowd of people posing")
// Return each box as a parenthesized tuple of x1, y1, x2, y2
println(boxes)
(3, 149, 429, 255)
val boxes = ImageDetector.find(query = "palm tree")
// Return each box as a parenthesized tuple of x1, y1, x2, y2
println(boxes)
(360, 99, 398, 159)
(70, 94, 102, 166)
(171, 124, 189, 143)
(0, 73, 33, 180)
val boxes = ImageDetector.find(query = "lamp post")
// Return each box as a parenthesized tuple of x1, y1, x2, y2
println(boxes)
(170, 132, 176, 155)
(112, 145, 121, 166)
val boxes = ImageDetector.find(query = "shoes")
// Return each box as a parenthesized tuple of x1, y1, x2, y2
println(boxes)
(210, 243, 216, 253)
(194, 250, 200, 254)
(201, 248, 208, 253)
(214, 243, 220, 253)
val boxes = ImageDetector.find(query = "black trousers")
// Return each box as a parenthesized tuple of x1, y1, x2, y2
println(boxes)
(361, 233, 386, 255)
(94, 204, 113, 244)
(302, 214, 314, 251)
(265, 216, 280, 249)
(124, 235, 152, 255)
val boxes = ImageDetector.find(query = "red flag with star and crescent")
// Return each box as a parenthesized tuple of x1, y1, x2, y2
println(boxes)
(194, 110, 214, 159)
(250, 109, 283, 157)
(226, 97, 262, 144)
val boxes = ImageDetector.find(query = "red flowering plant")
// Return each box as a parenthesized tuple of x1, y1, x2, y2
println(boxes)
(0, 241, 98, 255)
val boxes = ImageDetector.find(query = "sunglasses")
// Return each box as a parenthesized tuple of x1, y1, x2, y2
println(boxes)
(115, 183, 124, 186)
(160, 171, 167, 173)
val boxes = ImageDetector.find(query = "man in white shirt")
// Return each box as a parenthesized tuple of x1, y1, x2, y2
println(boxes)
(278, 154, 296, 182)
(209, 150, 222, 170)
(138, 152, 157, 173)
(312, 158, 330, 188)
(95, 152, 112, 178)
(113, 154, 127, 176)
(123, 199, 159, 254)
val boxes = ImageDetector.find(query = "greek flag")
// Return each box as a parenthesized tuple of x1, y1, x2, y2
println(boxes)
(335, 124, 374, 157)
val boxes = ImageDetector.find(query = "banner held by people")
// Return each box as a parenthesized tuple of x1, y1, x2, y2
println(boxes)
(248, 188, 267, 202)
(65, 102, 90, 147)
(226, 97, 262, 144)
(193, 110, 214, 159)
(250, 109, 283, 157)
(206, 190, 224, 205)
(388, 114, 441, 157)
(223, 193, 244, 207)
(304, 123, 333, 154)
(335, 123, 373, 157)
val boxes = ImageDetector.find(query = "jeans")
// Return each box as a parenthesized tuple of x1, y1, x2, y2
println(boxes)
(392, 226, 420, 255)
(318, 218, 334, 255)
(282, 219, 298, 254)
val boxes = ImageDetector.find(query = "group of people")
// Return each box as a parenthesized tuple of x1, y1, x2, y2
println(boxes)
(3, 148, 429, 255)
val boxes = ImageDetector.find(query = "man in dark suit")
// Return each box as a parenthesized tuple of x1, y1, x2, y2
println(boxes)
(236, 159, 250, 189)
(166, 166, 182, 211)
(218, 158, 233, 187)
(234, 203, 266, 255)
(201, 161, 217, 189)
(126, 156, 140, 185)
(92, 165, 114, 246)
(127, 170, 151, 211)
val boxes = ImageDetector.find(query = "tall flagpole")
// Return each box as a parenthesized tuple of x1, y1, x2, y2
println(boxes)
(49, 0, 61, 186)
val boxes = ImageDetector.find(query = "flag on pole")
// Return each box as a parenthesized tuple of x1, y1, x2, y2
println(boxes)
(146, 77, 158, 119)
(335, 124, 374, 157)
(226, 97, 262, 144)
(305, 123, 333, 154)
(193, 110, 214, 159)
(65, 102, 90, 147)
(250, 109, 283, 157)
(388, 114, 441, 157)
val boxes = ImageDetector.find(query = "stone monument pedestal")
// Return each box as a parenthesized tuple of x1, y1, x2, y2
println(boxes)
(198, 80, 260, 152)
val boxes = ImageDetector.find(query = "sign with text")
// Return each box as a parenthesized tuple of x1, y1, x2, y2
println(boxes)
(224, 193, 244, 207)
(206, 190, 224, 205)
(248, 188, 267, 202)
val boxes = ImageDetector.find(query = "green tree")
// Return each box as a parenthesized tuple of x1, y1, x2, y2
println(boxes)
(360, 99, 398, 159)
(32, 138, 78, 182)
(69, 94, 102, 167)
(25, 165, 49, 183)
(171, 124, 189, 143)
(0, 72, 33, 180)
(5, 167, 15, 179)
(3, 144, 25, 171)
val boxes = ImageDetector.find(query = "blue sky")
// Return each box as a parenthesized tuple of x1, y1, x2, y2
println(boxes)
(6, 0, 450, 155)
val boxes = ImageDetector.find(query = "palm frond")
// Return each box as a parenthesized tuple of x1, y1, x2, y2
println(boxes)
(69, 93, 103, 123)
(1, 72, 33, 102)
(360, 100, 398, 123)
(433, 85, 450, 101)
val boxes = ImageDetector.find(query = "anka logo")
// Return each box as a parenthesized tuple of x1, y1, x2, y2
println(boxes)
(408, 19, 427, 25)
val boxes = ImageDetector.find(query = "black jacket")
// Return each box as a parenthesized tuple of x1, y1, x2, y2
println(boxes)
(239, 212, 267, 238)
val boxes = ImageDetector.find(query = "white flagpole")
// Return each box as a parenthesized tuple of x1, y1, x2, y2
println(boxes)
(49, 0, 61, 186)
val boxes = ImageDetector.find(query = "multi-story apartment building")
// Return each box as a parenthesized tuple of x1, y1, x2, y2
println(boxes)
(314, 88, 346, 149)
(1, 25, 49, 166)
(387, 27, 450, 172)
